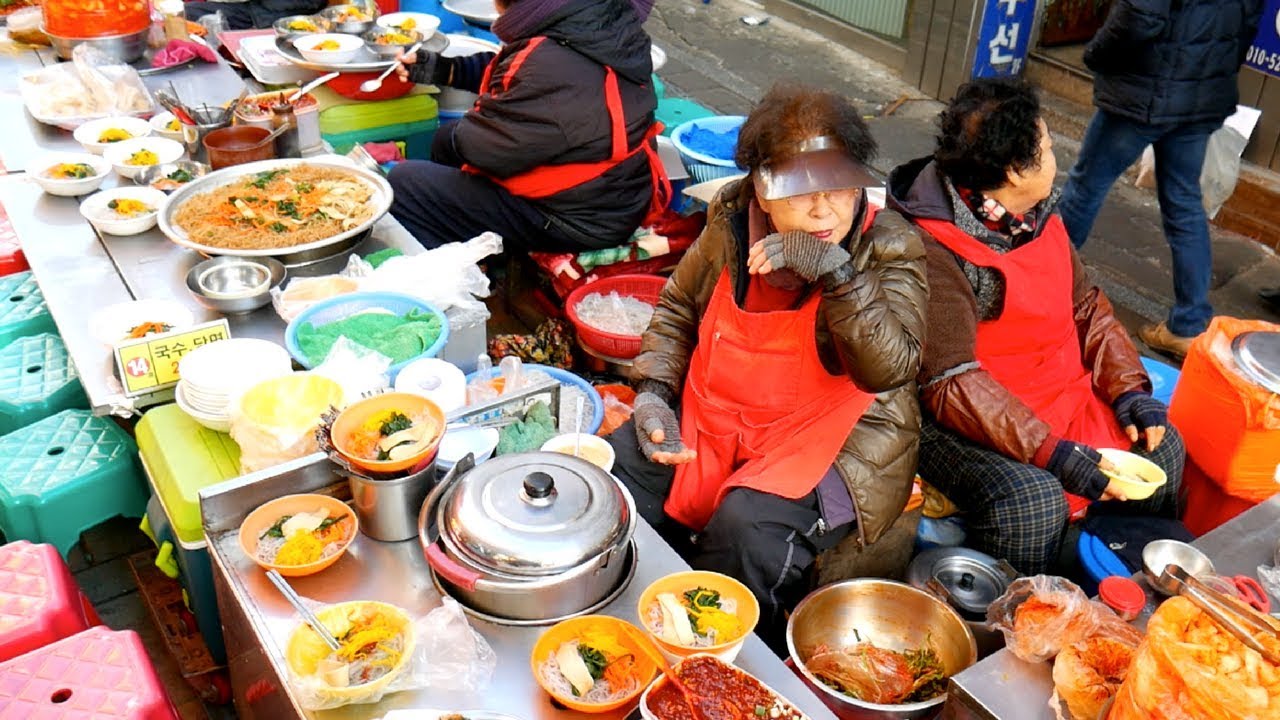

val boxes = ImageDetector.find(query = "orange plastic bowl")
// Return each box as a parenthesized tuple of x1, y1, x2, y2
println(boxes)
(330, 392, 445, 474)
(636, 570, 760, 664)
(328, 72, 415, 101)
(239, 493, 358, 577)
(530, 615, 659, 713)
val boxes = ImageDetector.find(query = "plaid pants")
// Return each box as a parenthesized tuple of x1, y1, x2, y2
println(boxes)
(918, 418, 1184, 574)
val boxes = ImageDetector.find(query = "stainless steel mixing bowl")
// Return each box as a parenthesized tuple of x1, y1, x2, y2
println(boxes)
(786, 578, 978, 719)
(1142, 539, 1215, 596)
(185, 256, 286, 315)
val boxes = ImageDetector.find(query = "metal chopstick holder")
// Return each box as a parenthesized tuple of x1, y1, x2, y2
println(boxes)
(265, 569, 342, 652)
(1160, 564, 1280, 664)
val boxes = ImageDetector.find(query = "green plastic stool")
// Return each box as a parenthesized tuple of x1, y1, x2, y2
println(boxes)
(0, 272, 55, 350)
(656, 98, 718, 137)
(0, 334, 88, 436)
(0, 409, 144, 557)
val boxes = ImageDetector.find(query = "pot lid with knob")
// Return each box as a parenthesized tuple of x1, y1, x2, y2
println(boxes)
(907, 546, 1019, 618)
(437, 451, 633, 577)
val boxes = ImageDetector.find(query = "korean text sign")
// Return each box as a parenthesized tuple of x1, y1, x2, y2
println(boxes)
(972, 0, 1036, 79)
(114, 319, 231, 397)
(1246, 0, 1280, 78)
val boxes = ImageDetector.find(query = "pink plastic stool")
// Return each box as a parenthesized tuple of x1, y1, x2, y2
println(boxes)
(0, 541, 100, 662)
(0, 626, 178, 720)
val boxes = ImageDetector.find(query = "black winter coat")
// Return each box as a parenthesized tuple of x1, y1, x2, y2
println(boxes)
(441, 0, 657, 249)
(1085, 0, 1263, 125)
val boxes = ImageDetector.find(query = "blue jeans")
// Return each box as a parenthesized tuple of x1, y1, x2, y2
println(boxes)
(1058, 110, 1218, 337)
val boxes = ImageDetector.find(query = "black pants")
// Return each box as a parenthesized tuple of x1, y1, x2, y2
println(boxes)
(607, 420, 850, 656)
(387, 123, 586, 253)
(186, 0, 325, 30)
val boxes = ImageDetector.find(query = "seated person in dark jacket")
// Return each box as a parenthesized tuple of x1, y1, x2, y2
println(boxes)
(390, 0, 666, 252)
(886, 79, 1184, 575)
(185, 0, 327, 31)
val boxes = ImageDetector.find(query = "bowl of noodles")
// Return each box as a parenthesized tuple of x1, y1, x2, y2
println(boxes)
(239, 494, 358, 577)
(637, 570, 759, 664)
(331, 392, 446, 475)
(157, 158, 392, 264)
(531, 615, 658, 713)
(284, 600, 415, 704)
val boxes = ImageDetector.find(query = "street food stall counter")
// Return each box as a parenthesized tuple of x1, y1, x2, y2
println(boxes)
(201, 453, 842, 719)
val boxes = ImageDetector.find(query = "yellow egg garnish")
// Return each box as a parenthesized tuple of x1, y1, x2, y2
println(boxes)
(107, 198, 153, 216)
(313, 39, 342, 51)
(399, 17, 416, 30)
(166, 118, 180, 131)
(98, 128, 132, 143)
(125, 150, 159, 167)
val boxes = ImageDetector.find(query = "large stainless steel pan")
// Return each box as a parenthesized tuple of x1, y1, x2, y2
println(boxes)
(157, 157, 393, 265)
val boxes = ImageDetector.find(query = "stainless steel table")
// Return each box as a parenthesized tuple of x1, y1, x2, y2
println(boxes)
(202, 455, 841, 720)
(941, 495, 1280, 720)
(0, 48, 427, 416)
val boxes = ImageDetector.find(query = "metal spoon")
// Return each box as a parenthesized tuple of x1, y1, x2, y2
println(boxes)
(360, 41, 423, 94)
(265, 569, 341, 652)
(288, 71, 340, 104)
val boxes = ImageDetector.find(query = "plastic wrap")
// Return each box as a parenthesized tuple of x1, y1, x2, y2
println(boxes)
(311, 337, 394, 405)
(1051, 636, 1138, 720)
(986, 575, 1140, 664)
(1109, 597, 1280, 720)
(230, 373, 345, 474)
(18, 44, 154, 129)
(283, 597, 495, 711)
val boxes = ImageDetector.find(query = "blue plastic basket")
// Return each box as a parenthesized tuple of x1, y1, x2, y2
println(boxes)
(465, 364, 605, 435)
(670, 115, 747, 183)
(284, 291, 450, 380)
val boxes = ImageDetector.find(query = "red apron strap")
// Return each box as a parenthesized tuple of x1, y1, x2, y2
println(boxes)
(603, 69, 628, 161)
(498, 36, 545, 92)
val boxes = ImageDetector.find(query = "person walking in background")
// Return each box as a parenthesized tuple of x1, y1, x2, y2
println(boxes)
(1057, 0, 1263, 358)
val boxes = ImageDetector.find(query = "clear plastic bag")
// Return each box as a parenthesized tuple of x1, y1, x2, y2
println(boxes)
(283, 596, 496, 711)
(986, 575, 1139, 664)
(18, 44, 154, 129)
(1201, 125, 1249, 220)
(229, 373, 345, 474)
(1051, 635, 1139, 720)
(311, 337, 393, 405)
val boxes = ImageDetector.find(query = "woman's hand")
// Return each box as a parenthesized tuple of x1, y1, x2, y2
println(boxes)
(748, 231, 850, 282)
(1113, 392, 1168, 452)
(634, 392, 696, 465)
(394, 50, 418, 82)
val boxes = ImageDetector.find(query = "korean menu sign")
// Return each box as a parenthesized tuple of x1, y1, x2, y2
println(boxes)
(972, 0, 1035, 79)
(113, 320, 231, 397)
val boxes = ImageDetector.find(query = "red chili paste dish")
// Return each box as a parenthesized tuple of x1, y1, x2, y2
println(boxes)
(643, 655, 807, 720)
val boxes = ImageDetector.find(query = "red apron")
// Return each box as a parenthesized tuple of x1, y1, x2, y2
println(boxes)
(915, 215, 1130, 515)
(462, 37, 671, 222)
(664, 266, 878, 531)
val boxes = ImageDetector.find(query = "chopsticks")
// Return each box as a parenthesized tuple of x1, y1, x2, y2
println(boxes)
(265, 569, 342, 652)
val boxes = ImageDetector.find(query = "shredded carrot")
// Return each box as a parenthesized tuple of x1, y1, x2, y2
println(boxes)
(603, 653, 637, 690)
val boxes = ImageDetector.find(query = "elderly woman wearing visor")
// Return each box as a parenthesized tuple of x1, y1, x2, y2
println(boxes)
(608, 84, 928, 653)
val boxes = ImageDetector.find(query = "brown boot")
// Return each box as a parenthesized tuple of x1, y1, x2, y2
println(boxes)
(1139, 321, 1195, 359)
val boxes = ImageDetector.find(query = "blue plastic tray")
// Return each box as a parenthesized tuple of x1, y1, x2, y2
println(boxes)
(465, 364, 604, 435)
(284, 291, 449, 380)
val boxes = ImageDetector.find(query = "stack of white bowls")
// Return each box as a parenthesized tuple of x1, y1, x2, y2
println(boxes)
(175, 339, 294, 432)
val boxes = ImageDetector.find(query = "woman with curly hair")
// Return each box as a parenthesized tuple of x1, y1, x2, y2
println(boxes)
(888, 78, 1184, 575)
(608, 83, 927, 653)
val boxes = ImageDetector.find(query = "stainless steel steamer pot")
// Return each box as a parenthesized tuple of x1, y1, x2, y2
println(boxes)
(418, 452, 636, 622)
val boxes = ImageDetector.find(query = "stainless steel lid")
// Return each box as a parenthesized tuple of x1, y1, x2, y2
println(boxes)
(1232, 331, 1280, 394)
(907, 547, 1016, 617)
(439, 451, 632, 576)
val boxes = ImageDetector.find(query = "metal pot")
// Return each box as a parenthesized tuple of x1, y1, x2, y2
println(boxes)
(417, 451, 636, 623)
(906, 546, 1017, 659)
(786, 579, 977, 719)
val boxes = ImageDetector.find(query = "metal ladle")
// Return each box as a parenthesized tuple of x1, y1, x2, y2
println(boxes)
(360, 41, 423, 94)
(1159, 563, 1280, 664)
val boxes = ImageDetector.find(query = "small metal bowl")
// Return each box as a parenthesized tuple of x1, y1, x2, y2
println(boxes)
(273, 14, 332, 41)
(136, 161, 210, 192)
(1142, 539, 1215, 596)
(361, 28, 424, 58)
(321, 5, 377, 35)
(186, 256, 287, 315)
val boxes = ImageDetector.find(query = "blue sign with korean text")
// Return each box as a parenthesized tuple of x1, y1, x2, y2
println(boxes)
(972, 0, 1036, 79)
(1245, 0, 1280, 78)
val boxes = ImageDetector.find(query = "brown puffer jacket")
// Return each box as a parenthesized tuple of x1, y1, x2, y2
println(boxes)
(632, 179, 929, 546)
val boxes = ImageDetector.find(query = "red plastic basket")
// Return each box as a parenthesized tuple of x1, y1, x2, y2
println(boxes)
(565, 274, 667, 359)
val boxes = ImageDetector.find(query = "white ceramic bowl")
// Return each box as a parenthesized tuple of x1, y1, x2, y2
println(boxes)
(394, 357, 467, 412)
(73, 116, 154, 155)
(296, 33, 365, 63)
(175, 381, 232, 433)
(376, 11, 441, 36)
(178, 338, 294, 396)
(88, 298, 196, 347)
(27, 152, 112, 197)
(149, 111, 185, 142)
(79, 186, 168, 236)
(541, 433, 616, 472)
(437, 425, 500, 470)
(103, 138, 186, 180)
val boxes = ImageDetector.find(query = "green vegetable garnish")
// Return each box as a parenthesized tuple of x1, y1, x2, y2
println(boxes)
(755, 707, 767, 717)
(167, 168, 193, 183)
(683, 587, 722, 609)
(276, 199, 300, 219)
(578, 645, 607, 680)
(375, 439, 414, 461)
(261, 514, 293, 539)
(379, 412, 413, 436)
(268, 222, 288, 233)
(249, 169, 286, 189)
